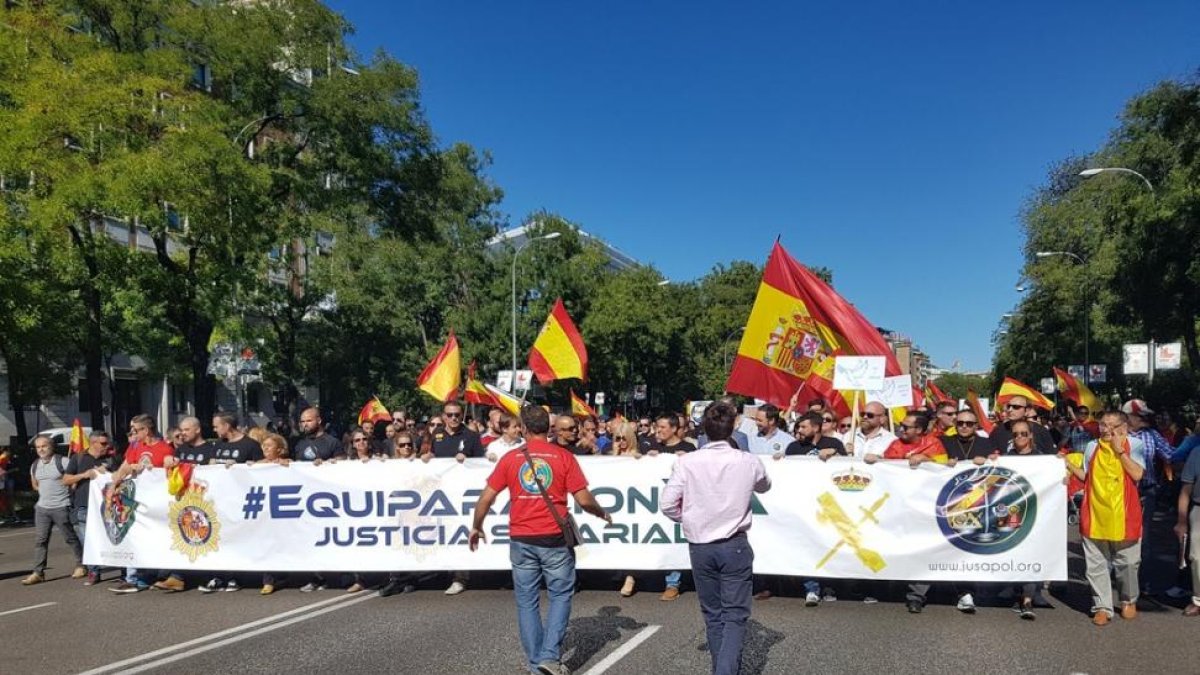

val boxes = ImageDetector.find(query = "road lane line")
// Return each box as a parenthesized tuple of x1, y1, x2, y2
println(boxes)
(0, 602, 56, 618)
(579, 624, 661, 675)
(0, 529, 36, 538)
(76, 591, 369, 675)
(106, 591, 380, 674)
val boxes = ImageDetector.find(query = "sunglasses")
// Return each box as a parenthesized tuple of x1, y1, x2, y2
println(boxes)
(955, 420, 978, 426)
(1005, 404, 1026, 411)
(822, 417, 835, 423)
(396, 442, 413, 447)
(861, 412, 880, 419)
(430, 423, 444, 428)
(444, 411, 462, 418)
(96, 440, 110, 446)
(560, 426, 578, 432)
(353, 437, 368, 443)
(898, 423, 921, 431)
(1013, 431, 1032, 438)
(838, 424, 852, 430)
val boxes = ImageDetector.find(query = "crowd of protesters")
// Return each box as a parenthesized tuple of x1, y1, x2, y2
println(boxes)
(11, 391, 1200, 626)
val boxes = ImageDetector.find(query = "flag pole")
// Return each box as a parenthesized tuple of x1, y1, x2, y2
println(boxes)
(849, 390, 861, 454)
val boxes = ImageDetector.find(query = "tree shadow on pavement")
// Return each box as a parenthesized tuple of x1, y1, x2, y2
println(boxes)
(739, 620, 785, 675)
(563, 606, 648, 672)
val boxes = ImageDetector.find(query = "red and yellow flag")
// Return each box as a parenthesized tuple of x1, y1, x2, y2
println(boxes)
(1053, 367, 1101, 412)
(570, 390, 597, 419)
(464, 361, 500, 407)
(996, 377, 1054, 410)
(416, 332, 461, 402)
(924, 380, 954, 407)
(1080, 439, 1142, 541)
(725, 242, 903, 417)
(69, 418, 87, 454)
(357, 397, 391, 426)
(529, 298, 588, 384)
(965, 389, 995, 434)
(483, 383, 523, 416)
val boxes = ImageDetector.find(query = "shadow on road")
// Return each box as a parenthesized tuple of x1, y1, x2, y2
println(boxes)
(564, 606, 648, 671)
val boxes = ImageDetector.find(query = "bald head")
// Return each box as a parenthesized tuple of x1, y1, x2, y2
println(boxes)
(862, 401, 887, 434)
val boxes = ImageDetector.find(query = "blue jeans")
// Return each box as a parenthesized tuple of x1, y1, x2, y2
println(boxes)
(666, 570, 682, 589)
(72, 506, 99, 574)
(690, 533, 754, 675)
(510, 541, 576, 672)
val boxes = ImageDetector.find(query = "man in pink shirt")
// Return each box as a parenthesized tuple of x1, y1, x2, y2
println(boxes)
(662, 401, 772, 675)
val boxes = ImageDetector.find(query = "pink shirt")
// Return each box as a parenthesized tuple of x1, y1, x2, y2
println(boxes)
(661, 440, 772, 544)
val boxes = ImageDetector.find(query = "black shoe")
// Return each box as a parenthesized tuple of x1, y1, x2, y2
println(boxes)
(379, 581, 399, 597)
(906, 599, 924, 614)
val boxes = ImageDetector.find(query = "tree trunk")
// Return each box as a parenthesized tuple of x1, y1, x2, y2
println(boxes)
(66, 224, 107, 431)
(189, 321, 216, 435)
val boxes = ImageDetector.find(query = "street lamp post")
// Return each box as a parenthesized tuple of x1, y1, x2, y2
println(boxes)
(1079, 167, 1155, 196)
(722, 326, 746, 373)
(1035, 250, 1090, 378)
(511, 232, 562, 375)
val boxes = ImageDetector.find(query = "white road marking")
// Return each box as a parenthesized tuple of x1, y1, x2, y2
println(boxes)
(579, 624, 661, 675)
(0, 602, 56, 618)
(0, 528, 36, 538)
(76, 591, 373, 675)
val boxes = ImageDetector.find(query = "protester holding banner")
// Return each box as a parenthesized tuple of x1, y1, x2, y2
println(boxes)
(662, 401, 771, 675)
(486, 413, 525, 461)
(782, 412, 845, 459)
(845, 402, 896, 459)
(939, 410, 997, 464)
(880, 413, 946, 466)
(990, 396, 1055, 455)
(62, 431, 116, 585)
(1006, 419, 1042, 620)
(468, 405, 611, 675)
(1064, 410, 1146, 626)
(742, 404, 792, 457)
(109, 414, 175, 594)
(292, 407, 344, 463)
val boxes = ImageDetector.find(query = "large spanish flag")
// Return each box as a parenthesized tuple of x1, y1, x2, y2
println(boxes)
(1080, 439, 1142, 541)
(996, 377, 1054, 410)
(464, 361, 500, 407)
(1054, 367, 1101, 412)
(725, 241, 902, 417)
(529, 298, 588, 384)
(357, 397, 391, 426)
(69, 418, 87, 454)
(416, 332, 461, 402)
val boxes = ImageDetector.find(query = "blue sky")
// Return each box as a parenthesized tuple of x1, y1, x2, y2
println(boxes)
(327, 1, 1199, 372)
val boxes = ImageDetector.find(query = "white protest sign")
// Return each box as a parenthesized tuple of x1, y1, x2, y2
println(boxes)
(1156, 342, 1182, 370)
(832, 356, 886, 391)
(496, 370, 515, 392)
(1123, 344, 1149, 375)
(868, 374, 913, 408)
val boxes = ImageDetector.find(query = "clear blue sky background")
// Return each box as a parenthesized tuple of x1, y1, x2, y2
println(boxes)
(327, 1, 1199, 372)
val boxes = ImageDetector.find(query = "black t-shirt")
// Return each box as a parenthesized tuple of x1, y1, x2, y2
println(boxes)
(785, 436, 846, 457)
(211, 436, 263, 463)
(989, 422, 1054, 455)
(939, 434, 997, 461)
(430, 427, 483, 458)
(636, 434, 656, 454)
(65, 453, 118, 510)
(292, 433, 345, 462)
(175, 442, 214, 465)
(652, 439, 698, 454)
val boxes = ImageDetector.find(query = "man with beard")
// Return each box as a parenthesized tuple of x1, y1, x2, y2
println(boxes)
(782, 412, 845, 459)
(845, 401, 897, 460)
(292, 407, 345, 463)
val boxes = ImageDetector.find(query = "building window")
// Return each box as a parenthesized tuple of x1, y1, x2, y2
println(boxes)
(191, 63, 212, 92)
(314, 231, 335, 256)
(171, 384, 189, 414)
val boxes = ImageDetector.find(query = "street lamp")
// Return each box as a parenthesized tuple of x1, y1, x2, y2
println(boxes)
(722, 326, 747, 373)
(511, 231, 562, 375)
(1079, 167, 1155, 195)
(1035, 250, 1090, 377)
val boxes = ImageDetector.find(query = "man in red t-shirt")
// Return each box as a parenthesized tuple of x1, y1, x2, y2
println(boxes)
(109, 414, 175, 594)
(469, 406, 610, 675)
(876, 413, 948, 467)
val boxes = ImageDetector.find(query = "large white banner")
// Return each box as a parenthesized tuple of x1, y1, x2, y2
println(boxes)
(85, 455, 1066, 582)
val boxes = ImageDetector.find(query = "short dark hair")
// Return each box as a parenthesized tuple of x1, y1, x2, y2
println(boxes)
(807, 398, 826, 409)
(521, 405, 550, 435)
(656, 414, 679, 429)
(906, 413, 930, 429)
(757, 404, 781, 427)
(214, 411, 239, 429)
(702, 402, 737, 442)
(799, 411, 824, 428)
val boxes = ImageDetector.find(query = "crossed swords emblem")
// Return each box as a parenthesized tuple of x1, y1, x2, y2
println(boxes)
(815, 491, 890, 573)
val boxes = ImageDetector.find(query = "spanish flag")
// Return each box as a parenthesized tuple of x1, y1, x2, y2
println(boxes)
(1080, 439, 1142, 541)
(570, 390, 596, 418)
(965, 389, 995, 434)
(725, 241, 903, 417)
(529, 298, 588, 384)
(464, 361, 500, 407)
(483, 383, 524, 416)
(996, 377, 1054, 410)
(69, 418, 87, 454)
(416, 332, 461, 402)
(1053, 367, 1101, 412)
(357, 397, 391, 426)
(925, 380, 954, 407)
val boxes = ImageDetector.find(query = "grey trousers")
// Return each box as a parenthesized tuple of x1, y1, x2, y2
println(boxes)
(33, 505, 83, 574)
(1082, 536, 1140, 615)
(1190, 507, 1200, 606)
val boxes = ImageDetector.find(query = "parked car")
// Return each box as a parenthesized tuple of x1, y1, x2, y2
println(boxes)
(35, 426, 94, 453)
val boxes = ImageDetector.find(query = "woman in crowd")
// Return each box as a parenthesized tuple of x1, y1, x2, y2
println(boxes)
(610, 419, 644, 596)
(1006, 419, 1040, 619)
(257, 433, 290, 595)
(485, 413, 524, 461)
(393, 431, 417, 459)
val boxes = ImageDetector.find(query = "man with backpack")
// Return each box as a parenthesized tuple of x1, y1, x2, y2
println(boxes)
(23, 434, 85, 585)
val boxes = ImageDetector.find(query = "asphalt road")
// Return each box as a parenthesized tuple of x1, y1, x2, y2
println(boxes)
(1, 520, 1196, 675)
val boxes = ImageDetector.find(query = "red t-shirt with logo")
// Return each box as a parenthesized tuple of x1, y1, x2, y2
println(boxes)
(124, 439, 175, 469)
(486, 437, 587, 539)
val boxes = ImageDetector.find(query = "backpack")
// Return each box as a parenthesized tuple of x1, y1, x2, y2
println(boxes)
(30, 454, 67, 480)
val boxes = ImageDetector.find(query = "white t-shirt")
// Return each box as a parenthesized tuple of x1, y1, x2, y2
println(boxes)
(486, 437, 524, 460)
(738, 419, 795, 456)
(847, 427, 897, 459)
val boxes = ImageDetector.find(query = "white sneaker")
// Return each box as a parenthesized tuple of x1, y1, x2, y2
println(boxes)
(804, 592, 820, 607)
(224, 579, 240, 592)
(862, 596, 878, 604)
(445, 581, 466, 595)
(198, 578, 221, 594)
(957, 593, 976, 613)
